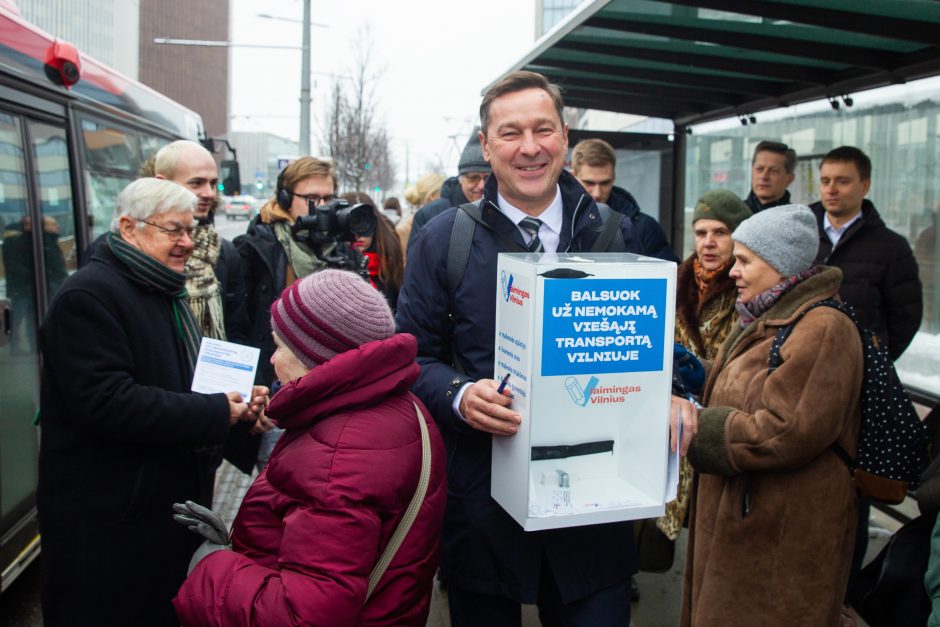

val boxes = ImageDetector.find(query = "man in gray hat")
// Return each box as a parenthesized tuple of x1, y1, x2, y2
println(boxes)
(407, 128, 492, 250)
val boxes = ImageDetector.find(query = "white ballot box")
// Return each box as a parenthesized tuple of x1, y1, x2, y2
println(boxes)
(492, 252, 677, 531)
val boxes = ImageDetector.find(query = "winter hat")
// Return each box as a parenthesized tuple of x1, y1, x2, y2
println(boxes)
(270, 269, 395, 368)
(458, 128, 492, 175)
(692, 189, 752, 232)
(732, 204, 819, 277)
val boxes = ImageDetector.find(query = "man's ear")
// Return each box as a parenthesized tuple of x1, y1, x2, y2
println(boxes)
(479, 129, 490, 162)
(117, 215, 138, 245)
(154, 174, 167, 181)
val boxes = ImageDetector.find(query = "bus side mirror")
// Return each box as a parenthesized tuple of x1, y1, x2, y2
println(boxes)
(220, 160, 241, 196)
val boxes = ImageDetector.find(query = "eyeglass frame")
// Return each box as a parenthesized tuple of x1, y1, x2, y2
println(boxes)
(460, 173, 490, 185)
(137, 218, 196, 242)
(293, 192, 337, 206)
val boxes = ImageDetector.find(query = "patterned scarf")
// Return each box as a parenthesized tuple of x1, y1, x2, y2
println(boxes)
(736, 266, 821, 327)
(108, 232, 201, 374)
(273, 220, 327, 283)
(185, 225, 226, 340)
(692, 257, 729, 296)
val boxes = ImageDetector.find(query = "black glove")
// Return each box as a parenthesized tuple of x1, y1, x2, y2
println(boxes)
(673, 343, 705, 396)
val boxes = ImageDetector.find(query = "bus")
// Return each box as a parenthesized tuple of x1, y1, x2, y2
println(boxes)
(0, 0, 209, 592)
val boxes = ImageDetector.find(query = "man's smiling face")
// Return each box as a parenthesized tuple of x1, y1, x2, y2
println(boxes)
(480, 87, 569, 216)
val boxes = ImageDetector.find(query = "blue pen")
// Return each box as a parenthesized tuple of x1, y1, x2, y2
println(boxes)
(496, 373, 511, 394)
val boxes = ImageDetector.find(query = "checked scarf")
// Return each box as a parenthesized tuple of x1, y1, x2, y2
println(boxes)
(185, 225, 226, 341)
(108, 232, 201, 374)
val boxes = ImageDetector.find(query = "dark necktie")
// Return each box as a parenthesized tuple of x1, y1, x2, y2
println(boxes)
(519, 217, 544, 253)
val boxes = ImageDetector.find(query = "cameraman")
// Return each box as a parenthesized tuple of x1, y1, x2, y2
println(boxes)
(235, 158, 338, 465)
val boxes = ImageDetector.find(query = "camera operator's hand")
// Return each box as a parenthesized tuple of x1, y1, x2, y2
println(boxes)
(460, 379, 521, 436)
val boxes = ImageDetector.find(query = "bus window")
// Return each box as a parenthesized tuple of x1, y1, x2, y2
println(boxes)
(80, 118, 139, 240)
(0, 111, 40, 530)
(29, 122, 75, 296)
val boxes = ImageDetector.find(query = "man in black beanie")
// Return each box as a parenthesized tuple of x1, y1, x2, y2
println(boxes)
(407, 128, 493, 250)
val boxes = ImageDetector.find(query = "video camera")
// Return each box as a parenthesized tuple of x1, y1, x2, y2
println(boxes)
(291, 197, 377, 278)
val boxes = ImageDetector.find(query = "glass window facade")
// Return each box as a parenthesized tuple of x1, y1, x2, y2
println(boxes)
(684, 76, 940, 396)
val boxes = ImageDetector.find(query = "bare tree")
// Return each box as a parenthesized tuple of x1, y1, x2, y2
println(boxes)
(320, 28, 396, 198)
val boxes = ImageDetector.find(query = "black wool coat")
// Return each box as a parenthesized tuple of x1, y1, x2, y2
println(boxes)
(811, 200, 923, 360)
(38, 242, 231, 627)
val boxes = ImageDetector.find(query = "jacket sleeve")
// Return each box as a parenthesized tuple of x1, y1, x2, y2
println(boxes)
(395, 221, 474, 437)
(882, 244, 923, 360)
(41, 288, 230, 446)
(219, 238, 251, 344)
(636, 214, 679, 263)
(689, 308, 863, 475)
(173, 459, 385, 626)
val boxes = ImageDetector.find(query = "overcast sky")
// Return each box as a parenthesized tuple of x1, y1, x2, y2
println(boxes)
(230, 0, 539, 189)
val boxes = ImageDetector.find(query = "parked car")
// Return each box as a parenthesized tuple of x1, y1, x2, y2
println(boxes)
(223, 196, 260, 221)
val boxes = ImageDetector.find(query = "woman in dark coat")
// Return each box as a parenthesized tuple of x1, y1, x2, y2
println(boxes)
(174, 270, 447, 626)
(681, 205, 863, 627)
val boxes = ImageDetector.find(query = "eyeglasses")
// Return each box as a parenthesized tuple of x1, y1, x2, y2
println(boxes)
(294, 192, 336, 206)
(139, 219, 196, 242)
(461, 173, 489, 185)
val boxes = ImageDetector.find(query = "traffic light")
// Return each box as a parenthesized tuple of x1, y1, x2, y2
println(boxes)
(373, 186, 381, 195)
(256, 180, 264, 191)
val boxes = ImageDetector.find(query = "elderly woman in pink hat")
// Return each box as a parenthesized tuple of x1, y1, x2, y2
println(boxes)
(173, 269, 447, 626)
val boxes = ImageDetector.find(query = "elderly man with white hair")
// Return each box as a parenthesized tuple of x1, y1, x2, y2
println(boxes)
(37, 178, 268, 627)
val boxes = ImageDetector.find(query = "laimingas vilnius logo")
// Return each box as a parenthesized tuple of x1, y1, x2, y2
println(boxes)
(565, 376, 641, 407)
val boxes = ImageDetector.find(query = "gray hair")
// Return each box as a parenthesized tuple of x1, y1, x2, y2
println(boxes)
(154, 139, 212, 179)
(110, 177, 197, 232)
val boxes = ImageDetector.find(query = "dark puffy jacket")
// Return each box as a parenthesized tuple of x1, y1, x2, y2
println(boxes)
(234, 217, 288, 386)
(812, 199, 923, 360)
(406, 176, 469, 250)
(744, 189, 791, 214)
(606, 185, 678, 262)
(395, 170, 639, 603)
(174, 334, 447, 627)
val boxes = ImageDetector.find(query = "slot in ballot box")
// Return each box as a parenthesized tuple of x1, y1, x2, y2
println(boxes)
(492, 252, 677, 531)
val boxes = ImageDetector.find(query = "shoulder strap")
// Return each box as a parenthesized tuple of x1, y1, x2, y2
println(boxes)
(768, 298, 844, 374)
(591, 203, 626, 253)
(447, 201, 528, 292)
(366, 402, 432, 601)
(447, 204, 477, 293)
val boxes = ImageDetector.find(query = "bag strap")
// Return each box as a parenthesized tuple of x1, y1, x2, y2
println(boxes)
(590, 203, 625, 253)
(366, 402, 432, 600)
(447, 204, 477, 293)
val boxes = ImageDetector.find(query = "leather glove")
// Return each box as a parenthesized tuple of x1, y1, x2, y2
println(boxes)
(172, 500, 230, 545)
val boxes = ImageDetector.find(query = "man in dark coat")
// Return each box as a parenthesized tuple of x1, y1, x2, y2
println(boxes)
(811, 146, 922, 360)
(571, 137, 678, 262)
(744, 140, 796, 213)
(406, 129, 492, 250)
(38, 178, 263, 627)
(397, 71, 662, 627)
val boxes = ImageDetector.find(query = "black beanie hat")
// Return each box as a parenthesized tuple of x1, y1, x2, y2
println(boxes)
(458, 128, 492, 175)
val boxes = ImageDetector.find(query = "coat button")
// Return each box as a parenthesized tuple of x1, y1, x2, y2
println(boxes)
(446, 390, 453, 398)
(450, 377, 461, 387)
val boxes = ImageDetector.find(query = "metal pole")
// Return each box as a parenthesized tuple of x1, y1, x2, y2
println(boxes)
(299, 0, 311, 155)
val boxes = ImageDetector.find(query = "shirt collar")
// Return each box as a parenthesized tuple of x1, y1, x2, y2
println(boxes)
(823, 210, 863, 236)
(495, 185, 563, 234)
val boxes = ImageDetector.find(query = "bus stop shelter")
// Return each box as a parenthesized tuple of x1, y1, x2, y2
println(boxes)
(487, 0, 940, 244)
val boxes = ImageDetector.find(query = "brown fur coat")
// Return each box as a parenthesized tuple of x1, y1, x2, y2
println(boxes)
(681, 266, 863, 627)
(674, 254, 738, 363)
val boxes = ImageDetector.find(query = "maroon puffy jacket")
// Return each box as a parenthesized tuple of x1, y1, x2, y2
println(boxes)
(174, 334, 446, 626)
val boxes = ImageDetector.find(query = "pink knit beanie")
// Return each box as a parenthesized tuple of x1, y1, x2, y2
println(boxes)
(270, 269, 395, 368)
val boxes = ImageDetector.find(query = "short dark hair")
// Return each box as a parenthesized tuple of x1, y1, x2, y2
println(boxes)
(752, 140, 797, 175)
(821, 145, 872, 181)
(479, 71, 565, 136)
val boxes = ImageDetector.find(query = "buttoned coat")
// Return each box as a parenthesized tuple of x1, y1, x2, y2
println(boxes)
(681, 266, 863, 627)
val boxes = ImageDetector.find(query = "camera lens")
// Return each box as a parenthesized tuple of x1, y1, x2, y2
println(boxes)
(341, 203, 377, 237)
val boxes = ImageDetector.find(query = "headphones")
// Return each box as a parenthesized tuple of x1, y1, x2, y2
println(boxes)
(276, 168, 292, 210)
